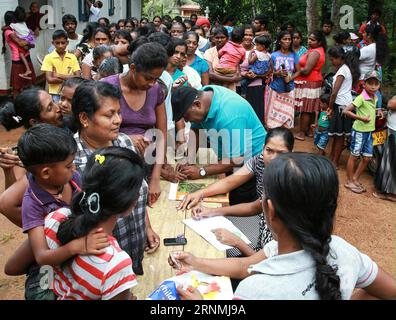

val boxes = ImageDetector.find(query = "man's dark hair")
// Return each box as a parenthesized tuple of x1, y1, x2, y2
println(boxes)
(62, 14, 78, 27)
(322, 19, 334, 27)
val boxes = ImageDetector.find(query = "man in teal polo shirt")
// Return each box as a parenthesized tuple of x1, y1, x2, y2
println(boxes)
(171, 85, 266, 205)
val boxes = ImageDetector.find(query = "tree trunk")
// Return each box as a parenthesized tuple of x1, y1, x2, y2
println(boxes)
(306, 0, 319, 34)
(331, 0, 340, 33)
(251, 0, 256, 18)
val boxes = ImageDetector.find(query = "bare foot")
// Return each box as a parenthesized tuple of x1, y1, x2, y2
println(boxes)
(344, 182, 364, 194)
(18, 73, 32, 80)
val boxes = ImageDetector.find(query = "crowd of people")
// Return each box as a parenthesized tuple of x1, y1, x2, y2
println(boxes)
(0, 3, 395, 300)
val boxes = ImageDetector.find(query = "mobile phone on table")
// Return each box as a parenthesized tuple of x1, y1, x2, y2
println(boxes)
(163, 237, 187, 246)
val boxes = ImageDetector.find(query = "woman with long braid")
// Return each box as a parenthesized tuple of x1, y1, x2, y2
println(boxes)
(169, 153, 396, 300)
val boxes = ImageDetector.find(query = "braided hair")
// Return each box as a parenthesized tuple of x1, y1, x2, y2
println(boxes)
(262, 153, 341, 300)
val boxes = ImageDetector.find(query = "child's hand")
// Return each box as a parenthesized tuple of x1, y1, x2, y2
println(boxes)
(362, 116, 371, 123)
(212, 228, 241, 247)
(72, 228, 110, 256)
(376, 109, 384, 119)
(311, 123, 318, 129)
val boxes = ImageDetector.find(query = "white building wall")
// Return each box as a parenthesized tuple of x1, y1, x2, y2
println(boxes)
(0, 0, 140, 93)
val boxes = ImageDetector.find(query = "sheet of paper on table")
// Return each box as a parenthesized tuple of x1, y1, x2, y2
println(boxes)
(169, 182, 229, 203)
(170, 271, 233, 300)
(183, 216, 251, 251)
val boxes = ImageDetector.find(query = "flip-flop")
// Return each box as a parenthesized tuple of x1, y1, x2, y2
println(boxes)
(344, 183, 364, 194)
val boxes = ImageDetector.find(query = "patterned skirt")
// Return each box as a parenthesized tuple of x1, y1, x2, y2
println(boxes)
(265, 87, 295, 129)
(294, 80, 322, 113)
(374, 128, 396, 194)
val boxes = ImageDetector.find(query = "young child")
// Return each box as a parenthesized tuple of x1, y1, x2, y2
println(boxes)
(240, 35, 272, 97)
(10, 6, 35, 79)
(41, 30, 81, 102)
(215, 26, 246, 76)
(45, 147, 145, 300)
(312, 94, 332, 155)
(5, 124, 108, 300)
(343, 71, 382, 194)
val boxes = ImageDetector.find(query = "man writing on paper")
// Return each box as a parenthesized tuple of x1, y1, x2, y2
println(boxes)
(172, 85, 266, 207)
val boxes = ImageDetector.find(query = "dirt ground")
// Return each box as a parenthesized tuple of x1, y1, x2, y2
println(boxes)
(0, 126, 395, 300)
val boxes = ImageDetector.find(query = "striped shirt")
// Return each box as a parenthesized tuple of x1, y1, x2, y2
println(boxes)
(246, 152, 272, 249)
(45, 208, 137, 300)
(73, 132, 148, 275)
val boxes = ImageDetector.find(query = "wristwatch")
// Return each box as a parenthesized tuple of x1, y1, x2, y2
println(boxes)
(199, 167, 207, 177)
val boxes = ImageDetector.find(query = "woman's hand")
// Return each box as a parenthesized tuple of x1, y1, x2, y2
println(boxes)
(246, 71, 256, 79)
(168, 251, 196, 273)
(130, 135, 150, 155)
(71, 228, 110, 255)
(172, 76, 188, 89)
(177, 190, 204, 210)
(192, 205, 218, 220)
(212, 228, 241, 247)
(0, 147, 22, 170)
(148, 178, 161, 207)
(176, 285, 204, 300)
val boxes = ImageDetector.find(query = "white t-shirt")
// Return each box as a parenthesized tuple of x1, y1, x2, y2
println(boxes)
(359, 43, 376, 80)
(183, 65, 202, 90)
(82, 51, 96, 78)
(67, 34, 83, 53)
(89, 5, 101, 22)
(333, 64, 353, 106)
(387, 110, 396, 131)
(234, 235, 378, 300)
(159, 70, 175, 131)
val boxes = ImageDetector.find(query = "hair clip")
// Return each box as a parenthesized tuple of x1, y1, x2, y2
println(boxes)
(87, 193, 100, 214)
(95, 154, 106, 165)
(12, 116, 22, 123)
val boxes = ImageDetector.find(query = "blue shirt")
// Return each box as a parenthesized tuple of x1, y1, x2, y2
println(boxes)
(189, 54, 209, 77)
(270, 51, 299, 93)
(192, 85, 266, 161)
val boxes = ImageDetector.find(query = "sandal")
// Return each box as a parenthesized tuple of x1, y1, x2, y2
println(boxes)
(344, 183, 364, 194)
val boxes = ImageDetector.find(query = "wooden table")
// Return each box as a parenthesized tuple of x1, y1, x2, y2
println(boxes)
(133, 149, 228, 300)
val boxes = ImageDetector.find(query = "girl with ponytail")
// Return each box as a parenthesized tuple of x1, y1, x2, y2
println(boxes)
(168, 153, 396, 300)
(45, 147, 145, 300)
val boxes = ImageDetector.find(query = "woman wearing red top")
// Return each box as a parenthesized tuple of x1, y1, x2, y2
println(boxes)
(293, 31, 326, 141)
